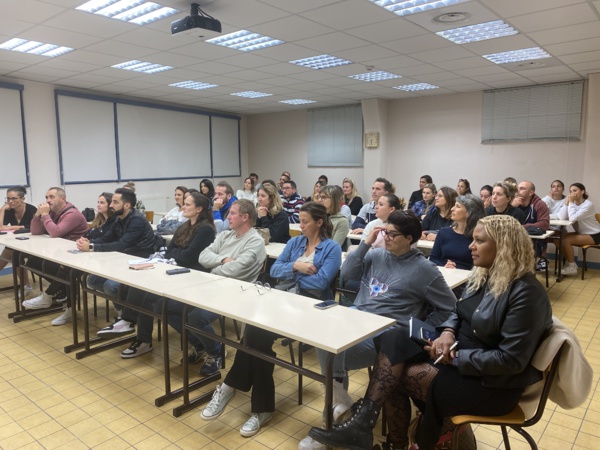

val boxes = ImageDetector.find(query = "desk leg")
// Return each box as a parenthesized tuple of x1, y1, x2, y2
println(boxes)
(171, 304, 221, 416)
(556, 227, 564, 282)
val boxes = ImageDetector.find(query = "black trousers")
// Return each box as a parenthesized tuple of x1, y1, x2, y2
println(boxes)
(223, 325, 278, 413)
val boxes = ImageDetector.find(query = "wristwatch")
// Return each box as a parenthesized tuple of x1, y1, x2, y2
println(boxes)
(89, 243, 94, 252)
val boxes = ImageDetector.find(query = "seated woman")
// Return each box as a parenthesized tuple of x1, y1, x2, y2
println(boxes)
(200, 179, 215, 207)
(156, 186, 188, 235)
(361, 194, 403, 249)
(318, 185, 350, 248)
(343, 178, 363, 216)
(307, 180, 326, 202)
(558, 183, 600, 276)
(84, 192, 116, 241)
(118, 192, 216, 358)
(486, 181, 525, 224)
(309, 215, 553, 450)
(456, 179, 472, 195)
(542, 179, 566, 219)
(236, 176, 257, 205)
(0, 186, 38, 293)
(421, 187, 457, 241)
(430, 194, 485, 271)
(200, 202, 341, 437)
(479, 184, 493, 209)
(255, 183, 290, 244)
(412, 183, 436, 220)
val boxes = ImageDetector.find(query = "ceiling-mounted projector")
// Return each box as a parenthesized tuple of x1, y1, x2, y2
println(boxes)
(171, 3, 221, 38)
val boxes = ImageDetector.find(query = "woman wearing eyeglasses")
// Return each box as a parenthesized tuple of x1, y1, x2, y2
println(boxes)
(200, 202, 341, 438)
(0, 186, 37, 292)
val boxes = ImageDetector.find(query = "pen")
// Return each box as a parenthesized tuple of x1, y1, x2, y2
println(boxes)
(434, 341, 459, 365)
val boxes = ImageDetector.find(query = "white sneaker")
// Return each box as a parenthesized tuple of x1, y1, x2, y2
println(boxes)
(22, 292, 53, 309)
(97, 319, 135, 337)
(201, 384, 236, 420)
(240, 412, 272, 437)
(51, 307, 72, 326)
(332, 380, 353, 423)
(562, 263, 578, 276)
(298, 436, 326, 450)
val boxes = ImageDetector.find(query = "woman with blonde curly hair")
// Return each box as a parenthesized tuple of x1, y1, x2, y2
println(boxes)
(309, 215, 553, 450)
(255, 183, 290, 243)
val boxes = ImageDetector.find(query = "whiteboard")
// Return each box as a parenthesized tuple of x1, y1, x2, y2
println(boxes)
(211, 116, 241, 177)
(0, 84, 28, 187)
(117, 103, 212, 180)
(57, 95, 118, 183)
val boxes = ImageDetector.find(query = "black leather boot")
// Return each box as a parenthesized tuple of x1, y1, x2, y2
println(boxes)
(309, 398, 380, 450)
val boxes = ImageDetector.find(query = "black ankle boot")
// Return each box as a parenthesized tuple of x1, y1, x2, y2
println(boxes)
(309, 398, 380, 450)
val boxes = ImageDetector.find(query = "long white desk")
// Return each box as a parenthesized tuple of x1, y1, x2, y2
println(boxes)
(1, 233, 395, 421)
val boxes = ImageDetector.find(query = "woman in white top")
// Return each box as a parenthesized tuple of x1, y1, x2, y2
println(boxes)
(156, 186, 188, 235)
(558, 182, 600, 276)
(236, 177, 257, 205)
(542, 179, 566, 219)
(362, 194, 403, 248)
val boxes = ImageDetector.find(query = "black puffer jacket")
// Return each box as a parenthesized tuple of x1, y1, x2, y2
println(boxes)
(91, 209, 155, 258)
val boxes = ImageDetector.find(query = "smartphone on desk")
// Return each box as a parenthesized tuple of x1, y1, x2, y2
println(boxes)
(314, 300, 337, 310)
(166, 268, 191, 275)
(15, 236, 29, 240)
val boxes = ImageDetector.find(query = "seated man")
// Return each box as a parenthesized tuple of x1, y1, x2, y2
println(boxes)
(351, 177, 394, 234)
(299, 211, 456, 450)
(281, 180, 304, 223)
(168, 199, 267, 376)
(512, 180, 550, 271)
(22, 187, 88, 325)
(76, 188, 156, 333)
(213, 181, 237, 234)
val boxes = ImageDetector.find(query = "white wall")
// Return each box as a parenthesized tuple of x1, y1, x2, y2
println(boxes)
(6, 79, 247, 211)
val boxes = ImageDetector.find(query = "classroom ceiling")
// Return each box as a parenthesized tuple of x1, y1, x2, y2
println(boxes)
(1, 0, 600, 115)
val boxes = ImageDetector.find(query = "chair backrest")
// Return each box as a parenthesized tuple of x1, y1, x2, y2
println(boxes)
(145, 210, 155, 223)
(523, 345, 563, 427)
(595, 213, 600, 224)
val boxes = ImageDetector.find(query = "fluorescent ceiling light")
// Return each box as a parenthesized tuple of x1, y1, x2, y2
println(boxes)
(349, 71, 401, 82)
(231, 91, 273, 98)
(483, 47, 551, 64)
(0, 38, 73, 57)
(76, 0, 178, 25)
(206, 30, 283, 52)
(437, 20, 518, 44)
(290, 54, 353, 70)
(169, 81, 218, 90)
(393, 83, 439, 91)
(369, 0, 469, 17)
(112, 60, 173, 73)
(279, 99, 317, 105)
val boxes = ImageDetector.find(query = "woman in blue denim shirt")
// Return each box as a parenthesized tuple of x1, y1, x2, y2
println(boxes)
(199, 202, 341, 438)
(270, 201, 342, 299)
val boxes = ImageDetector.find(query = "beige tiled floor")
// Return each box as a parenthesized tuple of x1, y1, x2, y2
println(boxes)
(0, 268, 599, 449)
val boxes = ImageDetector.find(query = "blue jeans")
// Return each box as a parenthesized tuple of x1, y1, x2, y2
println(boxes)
(167, 299, 221, 355)
(87, 275, 120, 298)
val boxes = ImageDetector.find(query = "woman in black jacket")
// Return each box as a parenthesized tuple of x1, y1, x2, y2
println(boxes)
(255, 183, 290, 243)
(309, 215, 553, 450)
(117, 193, 216, 358)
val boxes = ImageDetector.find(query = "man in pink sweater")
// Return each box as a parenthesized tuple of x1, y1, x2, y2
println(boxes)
(23, 187, 88, 325)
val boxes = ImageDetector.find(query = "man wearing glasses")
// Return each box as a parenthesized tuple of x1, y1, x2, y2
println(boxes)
(281, 180, 304, 223)
(299, 210, 455, 450)
(168, 199, 267, 377)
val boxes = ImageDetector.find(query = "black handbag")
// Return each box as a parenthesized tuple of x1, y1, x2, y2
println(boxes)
(526, 226, 545, 236)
